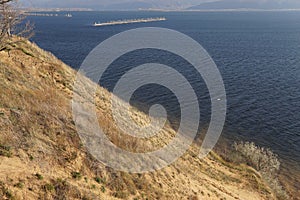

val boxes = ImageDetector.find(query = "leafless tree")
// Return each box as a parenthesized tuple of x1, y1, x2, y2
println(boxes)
(0, 0, 13, 5)
(0, 0, 34, 51)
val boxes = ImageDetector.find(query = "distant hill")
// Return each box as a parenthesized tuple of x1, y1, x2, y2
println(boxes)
(34, 1, 154, 10)
(20, 0, 205, 10)
(103, 1, 153, 10)
(188, 0, 300, 10)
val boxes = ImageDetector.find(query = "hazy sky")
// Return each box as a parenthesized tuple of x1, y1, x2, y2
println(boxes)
(21, 0, 211, 8)
(20, 0, 300, 9)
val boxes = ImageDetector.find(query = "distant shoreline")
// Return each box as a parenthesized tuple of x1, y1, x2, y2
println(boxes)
(184, 8, 300, 12)
(22, 8, 300, 12)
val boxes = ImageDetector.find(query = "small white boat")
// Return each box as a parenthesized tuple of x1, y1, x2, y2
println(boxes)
(65, 13, 72, 18)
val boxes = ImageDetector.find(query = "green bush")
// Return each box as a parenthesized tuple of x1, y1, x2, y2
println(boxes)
(0, 181, 14, 200)
(43, 183, 54, 192)
(35, 173, 43, 180)
(101, 186, 106, 193)
(94, 177, 105, 184)
(71, 171, 82, 180)
(0, 145, 12, 157)
(14, 182, 24, 189)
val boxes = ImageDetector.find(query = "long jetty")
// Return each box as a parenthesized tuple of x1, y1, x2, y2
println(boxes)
(24, 13, 59, 17)
(93, 17, 166, 27)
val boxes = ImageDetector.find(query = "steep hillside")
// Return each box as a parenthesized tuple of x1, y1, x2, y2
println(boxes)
(0, 39, 280, 199)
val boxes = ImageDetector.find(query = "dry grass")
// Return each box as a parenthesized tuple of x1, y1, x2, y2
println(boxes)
(0, 38, 288, 200)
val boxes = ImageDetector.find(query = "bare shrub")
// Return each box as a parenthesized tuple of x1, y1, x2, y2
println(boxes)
(233, 141, 280, 175)
(0, 0, 34, 51)
(233, 141, 289, 200)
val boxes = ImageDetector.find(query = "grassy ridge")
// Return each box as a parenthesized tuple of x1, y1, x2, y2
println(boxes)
(0, 39, 285, 200)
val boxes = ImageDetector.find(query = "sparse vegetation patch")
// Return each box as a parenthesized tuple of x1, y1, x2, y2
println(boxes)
(232, 142, 289, 200)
